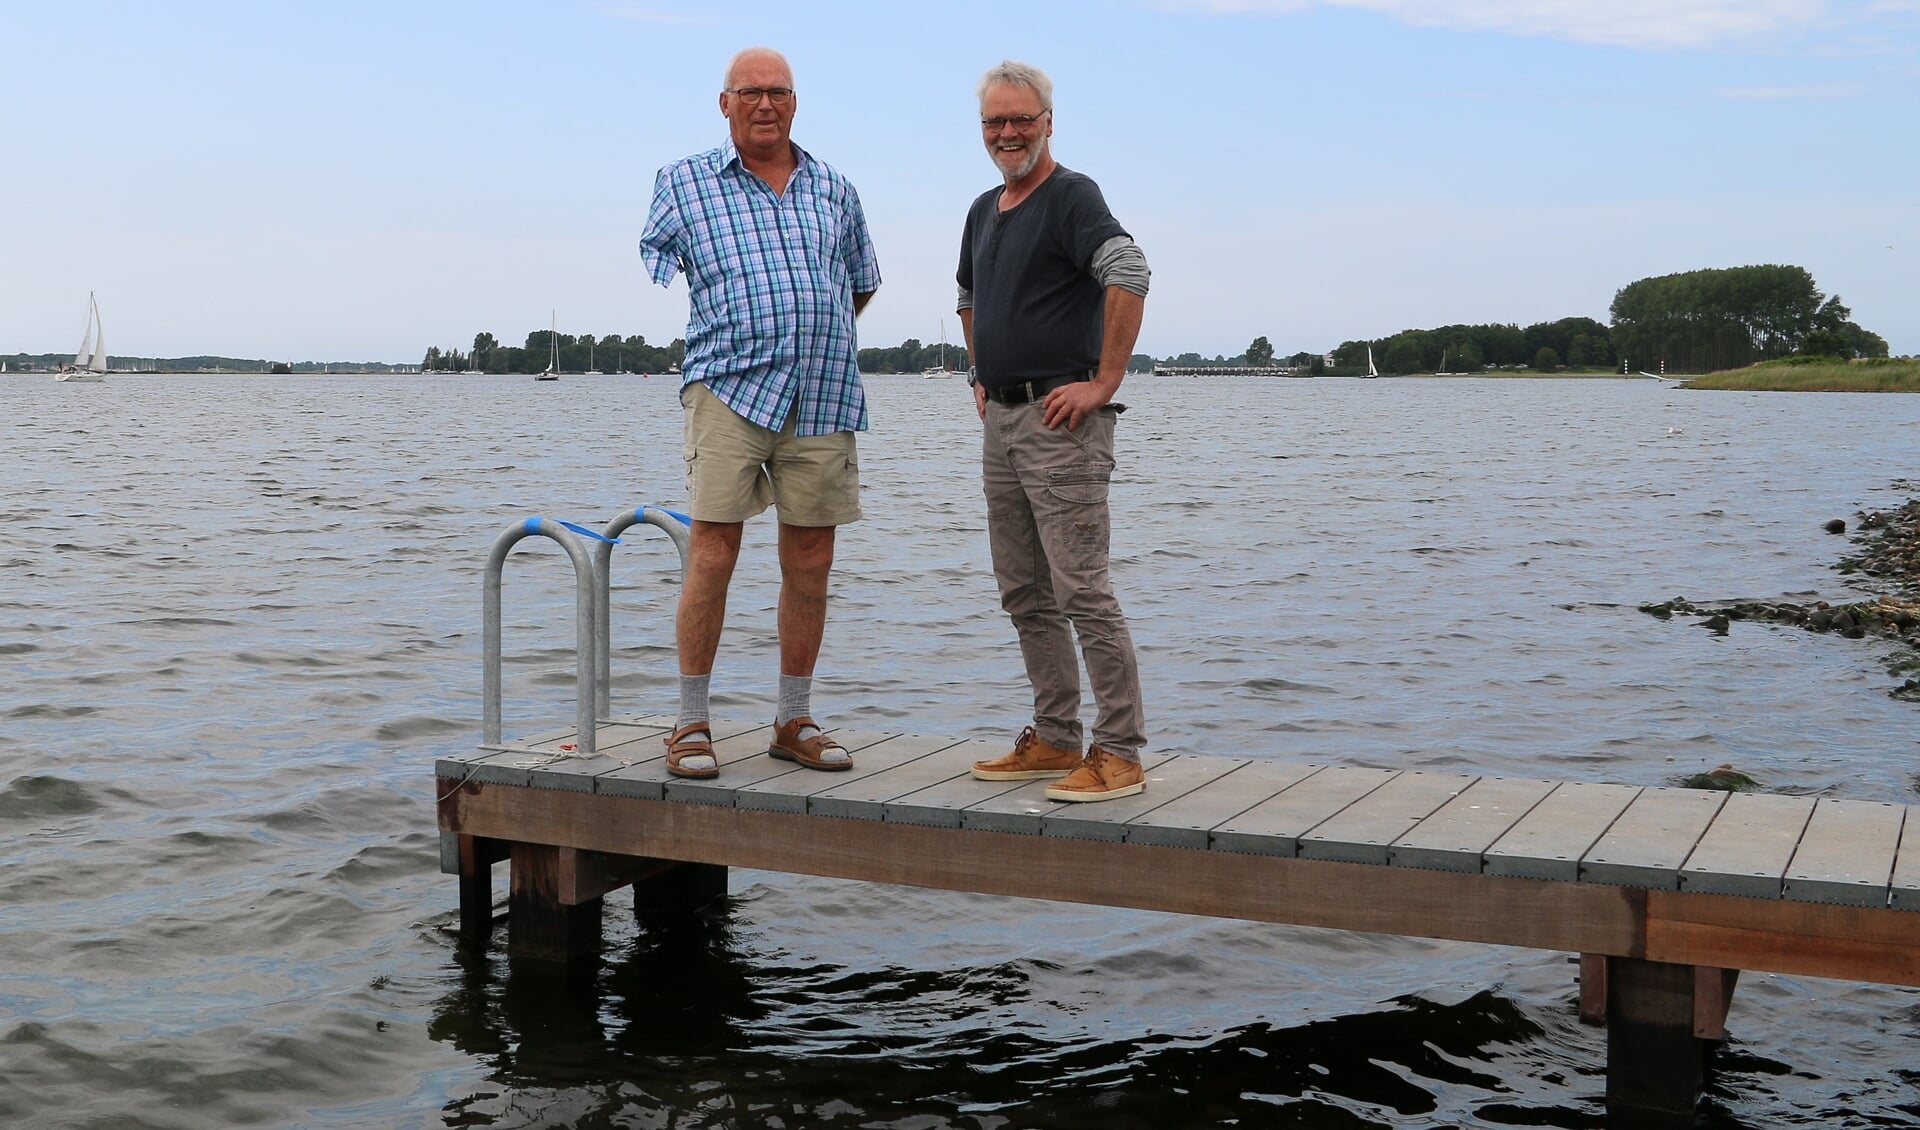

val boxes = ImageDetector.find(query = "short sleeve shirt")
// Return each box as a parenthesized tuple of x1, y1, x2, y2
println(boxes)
(956, 166, 1126, 389)
(639, 140, 881, 435)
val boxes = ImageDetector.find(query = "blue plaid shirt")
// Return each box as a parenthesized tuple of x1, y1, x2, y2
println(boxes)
(639, 140, 881, 436)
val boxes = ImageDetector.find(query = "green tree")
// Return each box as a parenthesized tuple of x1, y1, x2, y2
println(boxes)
(1246, 336, 1274, 367)
(1533, 346, 1560, 372)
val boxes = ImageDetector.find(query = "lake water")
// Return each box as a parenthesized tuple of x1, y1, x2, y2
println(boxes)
(4, 373, 1918, 1128)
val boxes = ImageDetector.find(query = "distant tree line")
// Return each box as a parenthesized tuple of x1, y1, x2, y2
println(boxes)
(1610, 265, 1885, 373)
(424, 331, 686, 374)
(1324, 317, 1615, 376)
(857, 339, 970, 373)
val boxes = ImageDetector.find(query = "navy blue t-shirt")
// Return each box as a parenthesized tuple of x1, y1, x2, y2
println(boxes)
(957, 166, 1127, 389)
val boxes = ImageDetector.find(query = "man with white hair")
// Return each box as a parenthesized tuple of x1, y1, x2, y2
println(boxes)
(639, 47, 881, 780)
(958, 60, 1152, 802)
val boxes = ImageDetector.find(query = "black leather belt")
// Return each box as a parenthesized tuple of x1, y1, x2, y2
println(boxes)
(980, 373, 1091, 405)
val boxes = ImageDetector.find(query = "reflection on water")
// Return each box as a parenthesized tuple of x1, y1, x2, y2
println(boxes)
(3, 374, 1918, 1127)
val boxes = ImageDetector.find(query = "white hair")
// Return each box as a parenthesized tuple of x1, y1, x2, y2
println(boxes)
(977, 59, 1053, 112)
(723, 46, 793, 90)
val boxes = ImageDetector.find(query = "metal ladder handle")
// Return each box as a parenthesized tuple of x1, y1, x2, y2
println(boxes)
(482, 517, 607, 755)
(593, 506, 692, 720)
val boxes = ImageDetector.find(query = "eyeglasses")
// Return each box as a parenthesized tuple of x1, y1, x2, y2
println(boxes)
(727, 86, 794, 106)
(981, 112, 1048, 132)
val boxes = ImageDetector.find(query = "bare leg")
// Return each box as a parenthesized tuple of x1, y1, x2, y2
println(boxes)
(678, 519, 744, 676)
(776, 522, 836, 677)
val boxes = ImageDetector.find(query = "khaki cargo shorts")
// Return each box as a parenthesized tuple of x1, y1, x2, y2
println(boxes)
(681, 381, 862, 527)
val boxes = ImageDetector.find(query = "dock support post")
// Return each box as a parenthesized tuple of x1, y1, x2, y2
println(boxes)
(1603, 956, 1734, 1124)
(634, 860, 728, 915)
(509, 844, 605, 959)
(455, 834, 506, 948)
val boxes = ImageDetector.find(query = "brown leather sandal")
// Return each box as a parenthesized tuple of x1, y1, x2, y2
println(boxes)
(664, 723, 719, 779)
(767, 716, 853, 771)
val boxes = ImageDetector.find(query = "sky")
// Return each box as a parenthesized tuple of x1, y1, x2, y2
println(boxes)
(4, 0, 1917, 364)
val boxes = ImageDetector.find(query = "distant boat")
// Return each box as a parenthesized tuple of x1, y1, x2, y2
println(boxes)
(584, 340, 602, 376)
(536, 311, 559, 381)
(924, 318, 958, 376)
(1360, 345, 1379, 379)
(57, 292, 108, 383)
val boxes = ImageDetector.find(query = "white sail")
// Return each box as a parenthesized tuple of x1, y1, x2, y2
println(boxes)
(86, 293, 106, 372)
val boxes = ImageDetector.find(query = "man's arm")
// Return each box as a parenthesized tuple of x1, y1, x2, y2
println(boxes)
(1043, 285, 1144, 431)
(958, 306, 984, 420)
(854, 291, 875, 316)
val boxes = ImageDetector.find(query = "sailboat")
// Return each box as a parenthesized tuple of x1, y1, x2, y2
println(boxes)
(536, 311, 559, 381)
(923, 318, 955, 376)
(57, 292, 108, 383)
(1360, 345, 1379, 379)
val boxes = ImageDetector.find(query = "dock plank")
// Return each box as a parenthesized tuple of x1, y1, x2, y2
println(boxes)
(667, 727, 903, 806)
(735, 733, 967, 814)
(805, 738, 988, 822)
(1484, 782, 1640, 881)
(880, 741, 1035, 827)
(1892, 815, 1920, 912)
(526, 719, 675, 792)
(1041, 756, 1250, 843)
(1680, 793, 1816, 899)
(1123, 759, 1320, 849)
(1581, 787, 1728, 890)
(1389, 776, 1556, 874)
(1301, 771, 1478, 865)
(1785, 798, 1905, 907)
(594, 720, 770, 801)
(1211, 765, 1398, 857)
(958, 755, 1175, 837)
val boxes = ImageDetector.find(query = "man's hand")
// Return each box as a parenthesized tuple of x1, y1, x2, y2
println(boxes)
(973, 380, 987, 421)
(1042, 379, 1111, 431)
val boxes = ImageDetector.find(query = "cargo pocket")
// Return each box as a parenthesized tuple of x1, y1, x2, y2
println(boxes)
(1045, 462, 1112, 505)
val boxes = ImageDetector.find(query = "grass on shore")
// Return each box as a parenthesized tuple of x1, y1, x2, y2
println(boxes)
(1685, 357, 1920, 392)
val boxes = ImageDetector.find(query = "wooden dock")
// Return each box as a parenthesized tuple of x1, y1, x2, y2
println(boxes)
(436, 715, 1920, 1123)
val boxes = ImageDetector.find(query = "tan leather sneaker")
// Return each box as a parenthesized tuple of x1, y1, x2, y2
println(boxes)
(971, 726, 1082, 780)
(1044, 747, 1145, 802)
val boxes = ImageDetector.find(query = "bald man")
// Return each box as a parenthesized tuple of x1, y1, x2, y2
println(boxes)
(639, 47, 882, 780)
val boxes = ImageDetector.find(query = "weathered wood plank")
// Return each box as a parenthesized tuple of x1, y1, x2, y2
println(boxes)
(1645, 887, 1920, 985)
(1044, 755, 1250, 843)
(1582, 787, 1728, 891)
(1484, 782, 1640, 881)
(1211, 765, 1397, 857)
(1301, 770, 1478, 866)
(1123, 759, 1319, 849)
(1784, 798, 1904, 907)
(878, 741, 1033, 828)
(734, 733, 967, 814)
(526, 719, 675, 792)
(1679, 792, 1815, 899)
(593, 720, 770, 801)
(1390, 776, 1557, 874)
(961, 755, 1176, 836)
(800, 737, 996, 822)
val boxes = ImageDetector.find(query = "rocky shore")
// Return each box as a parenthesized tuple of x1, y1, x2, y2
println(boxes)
(1641, 486, 1920, 706)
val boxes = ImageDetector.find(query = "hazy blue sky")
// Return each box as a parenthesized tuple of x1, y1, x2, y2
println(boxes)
(5, 0, 1916, 364)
